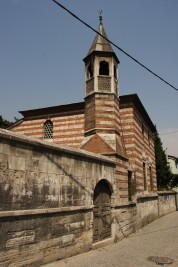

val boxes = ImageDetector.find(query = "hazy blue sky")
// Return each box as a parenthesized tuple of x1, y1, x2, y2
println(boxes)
(1, 0, 178, 156)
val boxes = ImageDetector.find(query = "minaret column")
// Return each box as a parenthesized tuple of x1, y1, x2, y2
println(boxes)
(81, 15, 126, 157)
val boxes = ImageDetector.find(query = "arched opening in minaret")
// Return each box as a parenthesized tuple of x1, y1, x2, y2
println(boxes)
(99, 61, 109, 76)
(114, 65, 117, 79)
(87, 64, 93, 79)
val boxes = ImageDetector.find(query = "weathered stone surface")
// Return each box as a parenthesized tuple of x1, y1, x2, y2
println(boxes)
(0, 130, 114, 211)
(0, 129, 177, 267)
(6, 230, 35, 248)
(0, 129, 115, 266)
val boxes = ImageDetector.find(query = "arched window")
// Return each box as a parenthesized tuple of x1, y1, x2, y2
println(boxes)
(149, 166, 153, 191)
(128, 171, 132, 201)
(143, 161, 147, 191)
(142, 123, 144, 139)
(44, 120, 53, 139)
(114, 65, 117, 79)
(99, 61, 109, 76)
(87, 64, 93, 79)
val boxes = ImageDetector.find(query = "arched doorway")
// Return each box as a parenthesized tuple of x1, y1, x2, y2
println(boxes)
(93, 179, 112, 243)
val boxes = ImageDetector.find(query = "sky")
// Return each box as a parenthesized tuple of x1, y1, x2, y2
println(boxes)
(0, 0, 178, 157)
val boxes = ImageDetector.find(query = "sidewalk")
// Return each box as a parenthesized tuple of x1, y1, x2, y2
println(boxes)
(43, 211, 178, 267)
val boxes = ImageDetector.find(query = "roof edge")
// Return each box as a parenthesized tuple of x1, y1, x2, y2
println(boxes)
(120, 94, 156, 133)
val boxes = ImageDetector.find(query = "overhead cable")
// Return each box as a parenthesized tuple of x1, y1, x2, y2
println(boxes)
(51, 0, 178, 93)
(159, 130, 178, 135)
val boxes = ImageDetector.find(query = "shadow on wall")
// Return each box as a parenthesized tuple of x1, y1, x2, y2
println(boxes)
(0, 139, 111, 211)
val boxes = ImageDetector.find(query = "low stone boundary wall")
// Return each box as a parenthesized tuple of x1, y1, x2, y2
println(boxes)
(113, 203, 137, 242)
(0, 129, 177, 266)
(0, 207, 92, 266)
(0, 129, 115, 266)
(158, 191, 177, 216)
(136, 195, 158, 229)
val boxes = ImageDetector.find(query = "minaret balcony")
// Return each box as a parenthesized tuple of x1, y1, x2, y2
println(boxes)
(86, 77, 94, 95)
(98, 75, 111, 92)
(114, 79, 118, 94)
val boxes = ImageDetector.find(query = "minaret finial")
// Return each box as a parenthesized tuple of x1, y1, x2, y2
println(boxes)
(99, 9, 103, 24)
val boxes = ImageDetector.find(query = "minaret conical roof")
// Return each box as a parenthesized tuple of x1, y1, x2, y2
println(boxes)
(87, 14, 114, 55)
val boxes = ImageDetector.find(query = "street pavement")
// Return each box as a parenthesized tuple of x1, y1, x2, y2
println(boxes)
(43, 211, 178, 267)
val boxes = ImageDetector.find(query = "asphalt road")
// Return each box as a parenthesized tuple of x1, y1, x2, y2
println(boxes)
(43, 211, 178, 267)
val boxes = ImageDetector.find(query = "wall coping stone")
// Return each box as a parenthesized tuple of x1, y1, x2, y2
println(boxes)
(0, 129, 115, 165)
(0, 205, 94, 218)
(158, 191, 177, 195)
(137, 194, 158, 202)
(102, 152, 129, 161)
(113, 202, 136, 209)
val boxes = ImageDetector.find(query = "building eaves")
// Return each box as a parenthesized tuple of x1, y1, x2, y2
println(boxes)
(8, 118, 23, 130)
(168, 155, 178, 162)
(120, 94, 156, 133)
(19, 102, 85, 119)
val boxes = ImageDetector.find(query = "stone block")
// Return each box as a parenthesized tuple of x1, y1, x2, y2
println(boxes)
(8, 156, 26, 171)
(6, 230, 35, 248)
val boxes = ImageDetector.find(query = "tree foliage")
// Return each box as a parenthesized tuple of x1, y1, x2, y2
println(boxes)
(154, 129, 174, 190)
(170, 174, 178, 188)
(0, 115, 13, 128)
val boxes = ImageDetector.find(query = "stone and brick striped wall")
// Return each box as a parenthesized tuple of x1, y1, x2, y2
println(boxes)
(114, 157, 129, 204)
(10, 94, 157, 199)
(85, 93, 122, 134)
(11, 114, 85, 148)
(120, 105, 157, 195)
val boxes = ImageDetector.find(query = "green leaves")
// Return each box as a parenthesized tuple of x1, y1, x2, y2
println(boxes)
(154, 129, 174, 190)
(0, 116, 13, 127)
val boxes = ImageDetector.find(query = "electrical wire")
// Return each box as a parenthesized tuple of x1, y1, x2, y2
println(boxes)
(159, 130, 178, 135)
(51, 0, 178, 93)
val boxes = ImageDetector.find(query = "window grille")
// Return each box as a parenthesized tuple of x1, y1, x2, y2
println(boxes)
(143, 162, 147, 191)
(128, 171, 132, 201)
(149, 166, 153, 191)
(44, 120, 53, 139)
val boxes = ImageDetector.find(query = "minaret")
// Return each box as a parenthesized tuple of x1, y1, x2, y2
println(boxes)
(84, 13, 119, 97)
(80, 14, 126, 158)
